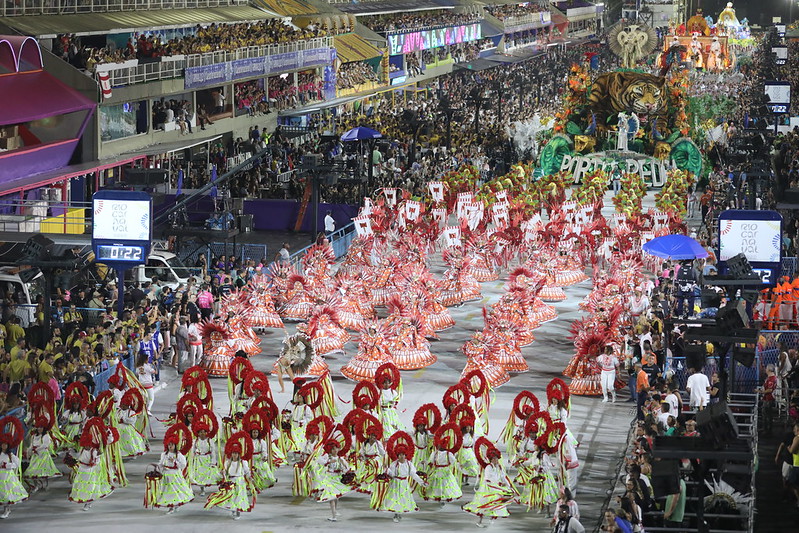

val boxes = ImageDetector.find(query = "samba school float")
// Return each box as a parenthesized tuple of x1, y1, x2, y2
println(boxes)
(538, 20, 705, 187)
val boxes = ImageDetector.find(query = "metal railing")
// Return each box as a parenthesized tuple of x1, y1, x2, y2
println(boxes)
(0, 198, 91, 234)
(501, 12, 552, 31)
(105, 37, 333, 88)
(1, 0, 246, 17)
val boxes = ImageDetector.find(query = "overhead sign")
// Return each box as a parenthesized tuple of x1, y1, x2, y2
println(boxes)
(93, 195, 151, 242)
(764, 81, 791, 114)
(388, 24, 482, 55)
(718, 210, 782, 284)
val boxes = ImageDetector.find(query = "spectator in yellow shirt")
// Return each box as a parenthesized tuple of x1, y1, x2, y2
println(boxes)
(6, 317, 25, 347)
(5, 348, 31, 383)
(9, 337, 26, 361)
(38, 353, 55, 383)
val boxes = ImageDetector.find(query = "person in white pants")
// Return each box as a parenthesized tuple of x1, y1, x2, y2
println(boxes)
(597, 345, 619, 403)
(136, 353, 157, 414)
(188, 320, 203, 368)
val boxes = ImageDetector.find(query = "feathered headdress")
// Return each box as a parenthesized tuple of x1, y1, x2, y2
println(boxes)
(375, 362, 400, 390)
(224, 430, 254, 461)
(298, 381, 324, 411)
(0, 415, 24, 448)
(474, 436, 500, 468)
(306, 305, 343, 338)
(352, 380, 379, 411)
(78, 417, 108, 449)
(386, 431, 415, 461)
(242, 408, 268, 437)
(164, 422, 193, 455)
(325, 423, 352, 457)
(229, 357, 253, 385)
(433, 423, 463, 453)
(355, 413, 383, 443)
(181, 366, 208, 390)
(442, 382, 469, 409)
(546, 378, 570, 406)
(64, 381, 89, 410)
(450, 403, 476, 429)
(243, 370, 272, 400)
(89, 390, 115, 420)
(342, 408, 366, 433)
(412, 403, 442, 431)
(306, 415, 334, 441)
(461, 369, 488, 397)
(192, 408, 219, 438)
(28, 382, 55, 407)
(107, 362, 129, 390)
(513, 390, 540, 420)
(120, 388, 145, 414)
(177, 393, 203, 422)
(250, 396, 278, 426)
(32, 414, 54, 431)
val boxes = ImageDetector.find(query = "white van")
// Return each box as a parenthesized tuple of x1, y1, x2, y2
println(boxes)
(0, 266, 45, 325)
(127, 250, 196, 289)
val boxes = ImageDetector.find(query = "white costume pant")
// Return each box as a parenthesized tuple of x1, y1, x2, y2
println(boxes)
(190, 344, 203, 367)
(600, 370, 616, 400)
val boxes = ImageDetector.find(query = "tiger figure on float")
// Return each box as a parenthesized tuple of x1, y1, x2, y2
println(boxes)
(588, 72, 667, 134)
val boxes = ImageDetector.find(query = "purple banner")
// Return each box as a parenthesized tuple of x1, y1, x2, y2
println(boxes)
(231, 57, 264, 80)
(185, 47, 334, 90)
(185, 62, 228, 89)
(267, 52, 300, 75)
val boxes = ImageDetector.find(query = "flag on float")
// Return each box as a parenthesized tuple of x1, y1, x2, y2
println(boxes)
(353, 215, 373, 236)
(456, 192, 474, 219)
(405, 200, 421, 222)
(383, 188, 397, 207)
(443, 225, 461, 247)
(465, 201, 483, 231)
(432, 207, 447, 225)
(97, 71, 112, 100)
(492, 203, 509, 228)
(428, 181, 445, 203)
(176, 169, 184, 195)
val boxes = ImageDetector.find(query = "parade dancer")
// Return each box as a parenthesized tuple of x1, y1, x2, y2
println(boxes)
(117, 389, 149, 458)
(61, 382, 89, 451)
(597, 345, 620, 403)
(412, 403, 441, 468)
(354, 418, 385, 494)
(0, 417, 27, 519)
(244, 408, 278, 491)
(313, 438, 353, 522)
(23, 417, 62, 493)
(188, 411, 221, 495)
(514, 420, 558, 514)
(204, 431, 255, 519)
(462, 437, 518, 527)
(373, 431, 428, 522)
(69, 418, 114, 511)
(151, 425, 194, 514)
(423, 424, 463, 505)
(376, 363, 404, 435)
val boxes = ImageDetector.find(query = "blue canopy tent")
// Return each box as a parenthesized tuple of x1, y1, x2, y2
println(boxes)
(340, 126, 382, 142)
(642, 234, 709, 260)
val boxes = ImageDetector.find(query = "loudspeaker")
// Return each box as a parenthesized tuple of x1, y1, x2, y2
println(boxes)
(124, 168, 167, 185)
(22, 234, 54, 260)
(726, 253, 755, 279)
(18, 267, 41, 284)
(716, 301, 749, 333)
(650, 459, 680, 498)
(696, 401, 739, 447)
(732, 343, 756, 367)
(701, 289, 722, 308)
(685, 343, 707, 370)
(784, 188, 799, 204)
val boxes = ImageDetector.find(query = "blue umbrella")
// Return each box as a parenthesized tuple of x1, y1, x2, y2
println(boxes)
(340, 126, 383, 142)
(642, 234, 709, 260)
